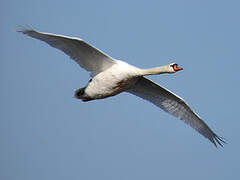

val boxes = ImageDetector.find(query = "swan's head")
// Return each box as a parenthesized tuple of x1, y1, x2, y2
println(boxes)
(168, 63, 183, 73)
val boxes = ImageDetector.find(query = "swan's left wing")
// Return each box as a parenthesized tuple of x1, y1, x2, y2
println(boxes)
(127, 77, 225, 147)
(18, 28, 116, 75)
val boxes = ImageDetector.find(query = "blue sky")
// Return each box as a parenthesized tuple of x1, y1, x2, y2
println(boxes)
(1, 0, 240, 179)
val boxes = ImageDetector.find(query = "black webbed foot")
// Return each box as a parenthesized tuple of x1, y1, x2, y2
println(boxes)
(74, 87, 86, 99)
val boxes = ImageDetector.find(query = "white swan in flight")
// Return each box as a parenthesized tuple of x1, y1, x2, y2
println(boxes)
(18, 28, 225, 147)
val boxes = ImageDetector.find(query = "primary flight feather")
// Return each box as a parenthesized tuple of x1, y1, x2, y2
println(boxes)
(18, 28, 225, 147)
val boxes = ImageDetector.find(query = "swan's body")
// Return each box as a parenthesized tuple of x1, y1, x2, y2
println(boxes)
(18, 28, 225, 147)
(79, 60, 141, 101)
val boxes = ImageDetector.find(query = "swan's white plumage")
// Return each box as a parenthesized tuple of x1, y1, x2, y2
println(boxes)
(84, 60, 141, 99)
(18, 28, 225, 147)
(127, 77, 224, 147)
(18, 28, 116, 75)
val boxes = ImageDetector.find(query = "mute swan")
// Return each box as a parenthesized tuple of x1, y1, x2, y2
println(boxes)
(18, 28, 225, 147)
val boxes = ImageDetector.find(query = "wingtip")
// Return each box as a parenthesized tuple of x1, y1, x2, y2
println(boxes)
(16, 25, 34, 33)
(212, 135, 226, 148)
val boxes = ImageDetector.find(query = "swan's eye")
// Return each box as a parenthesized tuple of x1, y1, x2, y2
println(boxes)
(171, 63, 178, 67)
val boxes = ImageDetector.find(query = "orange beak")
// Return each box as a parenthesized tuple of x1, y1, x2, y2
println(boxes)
(173, 64, 183, 71)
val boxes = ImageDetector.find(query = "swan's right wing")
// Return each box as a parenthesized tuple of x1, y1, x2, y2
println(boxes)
(127, 77, 225, 147)
(18, 28, 116, 75)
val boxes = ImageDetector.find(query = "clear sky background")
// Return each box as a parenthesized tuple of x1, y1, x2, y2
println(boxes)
(1, 0, 240, 179)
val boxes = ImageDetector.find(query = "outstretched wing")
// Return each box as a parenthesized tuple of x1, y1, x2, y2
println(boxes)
(127, 77, 225, 147)
(18, 28, 116, 75)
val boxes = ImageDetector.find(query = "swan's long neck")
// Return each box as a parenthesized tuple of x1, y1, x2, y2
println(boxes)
(140, 65, 171, 76)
